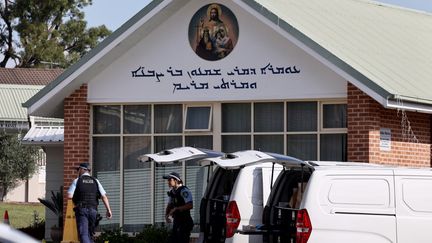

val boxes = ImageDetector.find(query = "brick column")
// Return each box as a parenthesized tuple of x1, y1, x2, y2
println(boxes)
(347, 83, 381, 162)
(63, 84, 90, 216)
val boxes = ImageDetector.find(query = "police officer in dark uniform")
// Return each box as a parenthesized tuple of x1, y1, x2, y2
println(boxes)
(67, 162, 112, 243)
(163, 172, 194, 243)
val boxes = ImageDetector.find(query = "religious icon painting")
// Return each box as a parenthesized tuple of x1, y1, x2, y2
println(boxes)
(188, 3, 239, 61)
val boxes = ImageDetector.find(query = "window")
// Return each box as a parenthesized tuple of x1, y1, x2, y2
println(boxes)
(91, 100, 347, 231)
(93, 105, 120, 134)
(287, 134, 317, 161)
(320, 134, 347, 161)
(184, 106, 212, 131)
(93, 136, 120, 229)
(123, 136, 151, 231)
(124, 105, 151, 134)
(254, 102, 284, 132)
(222, 103, 252, 153)
(287, 102, 317, 132)
(92, 104, 213, 232)
(154, 104, 182, 133)
(254, 135, 284, 154)
(222, 101, 347, 160)
(222, 103, 251, 132)
(322, 104, 347, 129)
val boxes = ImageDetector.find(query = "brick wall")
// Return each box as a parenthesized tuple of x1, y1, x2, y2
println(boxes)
(347, 83, 431, 167)
(63, 84, 90, 214)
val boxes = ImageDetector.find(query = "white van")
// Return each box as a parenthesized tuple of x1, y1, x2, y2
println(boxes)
(218, 153, 432, 243)
(141, 147, 301, 243)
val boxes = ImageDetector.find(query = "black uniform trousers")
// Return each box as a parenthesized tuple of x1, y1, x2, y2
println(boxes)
(169, 216, 194, 243)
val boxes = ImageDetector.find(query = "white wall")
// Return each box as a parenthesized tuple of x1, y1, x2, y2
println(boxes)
(88, 0, 347, 104)
(4, 167, 46, 203)
(42, 146, 64, 241)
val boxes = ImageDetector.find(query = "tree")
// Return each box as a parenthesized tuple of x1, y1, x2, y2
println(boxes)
(0, 132, 38, 201)
(0, 0, 111, 68)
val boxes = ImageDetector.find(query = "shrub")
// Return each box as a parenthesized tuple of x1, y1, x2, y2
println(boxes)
(18, 210, 45, 240)
(95, 228, 130, 243)
(133, 225, 170, 243)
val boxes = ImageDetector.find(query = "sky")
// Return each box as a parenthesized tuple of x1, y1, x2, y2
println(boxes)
(84, 0, 432, 30)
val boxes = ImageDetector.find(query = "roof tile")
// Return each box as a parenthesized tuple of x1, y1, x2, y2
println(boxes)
(0, 68, 63, 85)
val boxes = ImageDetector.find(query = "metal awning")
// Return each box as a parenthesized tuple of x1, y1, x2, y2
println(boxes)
(22, 125, 64, 145)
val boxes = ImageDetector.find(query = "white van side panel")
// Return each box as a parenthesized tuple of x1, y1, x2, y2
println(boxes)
(395, 175, 432, 243)
(303, 169, 397, 243)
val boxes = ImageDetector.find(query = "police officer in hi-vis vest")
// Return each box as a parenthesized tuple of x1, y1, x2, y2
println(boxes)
(67, 162, 112, 243)
(164, 172, 194, 243)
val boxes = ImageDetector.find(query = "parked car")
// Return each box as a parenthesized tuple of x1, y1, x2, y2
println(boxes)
(141, 147, 301, 243)
(0, 223, 39, 243)
(231, 157, 432, 243)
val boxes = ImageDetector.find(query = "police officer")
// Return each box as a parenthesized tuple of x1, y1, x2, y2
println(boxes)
(67, 162, 112, 243)
(163, 172, 194, 243)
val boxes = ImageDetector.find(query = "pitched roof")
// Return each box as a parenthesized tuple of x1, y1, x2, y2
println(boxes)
(0, 84, 43, 121)
(247, 0, 432, 109)
(0, 68, 63, 85)
(23, 0, 432, 117)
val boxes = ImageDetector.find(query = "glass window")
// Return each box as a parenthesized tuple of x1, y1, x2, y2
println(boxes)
(93, 137, 120, 230)
(222, 135, 251, 153)
(93, 105, 120, 134)
(185, 136, 213, 149)
(320, 134, 347, 161)
(185, 106, 212, 131)
(123, 105, 151, 134)
(323, 104, 347, 128)
(254, 135, 284, 154)
(154, 136, 182, 152)
(254, 102, 284, 132)
(186, 160, 209, 232)
(287, 134, 317, 160)
(154, 104, 182, 133)
(123, 137, 152, 232)
(287, 102, 317, 132)
(222, 103, 251, 132)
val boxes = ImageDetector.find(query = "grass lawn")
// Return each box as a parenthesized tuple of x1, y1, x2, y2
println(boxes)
(0, 202, 45, 229)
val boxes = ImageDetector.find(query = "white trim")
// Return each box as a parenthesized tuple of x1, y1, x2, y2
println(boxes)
(184, 105, 213, 132)
(320, 102, 348, 133)
(386, 99, 432, 114)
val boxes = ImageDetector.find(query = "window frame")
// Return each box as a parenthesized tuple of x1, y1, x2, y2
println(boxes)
(184, 105, 213, 132)
(320, 101, 348, 133)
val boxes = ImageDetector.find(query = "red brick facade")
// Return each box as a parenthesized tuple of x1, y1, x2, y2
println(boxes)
(63, 84, 90, 212)
(347, 83, 431, 167)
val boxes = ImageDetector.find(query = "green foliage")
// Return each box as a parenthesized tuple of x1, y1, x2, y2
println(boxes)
(38, 186, 63, 228)
(95, 228, 130, 243)
(18, 210, 45, 240)
(133, 225, 170, 243)
(94, 225, 171, 243)
(0, 0, 112, 68)
(0, 132, 38, 201)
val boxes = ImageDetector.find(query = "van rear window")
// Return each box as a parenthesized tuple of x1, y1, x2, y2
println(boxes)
(208, 168, 240, 199)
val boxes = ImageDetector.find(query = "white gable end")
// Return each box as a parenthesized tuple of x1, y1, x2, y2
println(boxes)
(88, 0, 346, 103)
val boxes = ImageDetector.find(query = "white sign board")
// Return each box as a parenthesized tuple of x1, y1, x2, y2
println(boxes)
(88, 1, 347, 103)
(380, 128, 391, 151)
